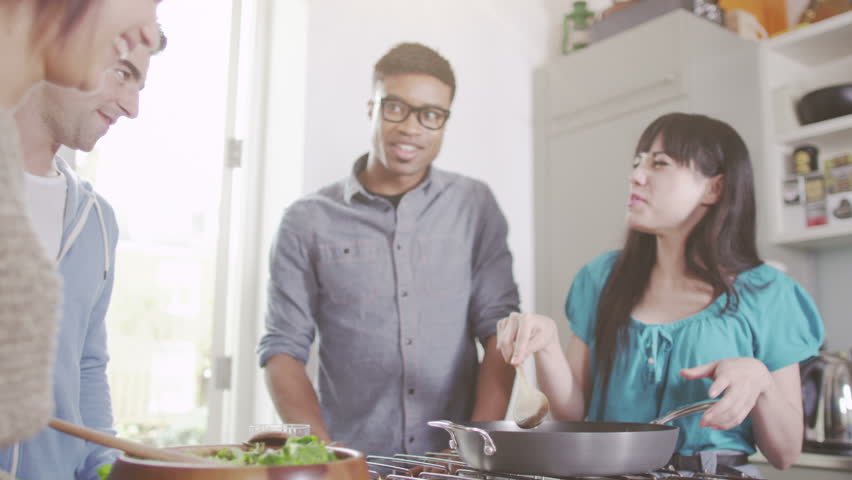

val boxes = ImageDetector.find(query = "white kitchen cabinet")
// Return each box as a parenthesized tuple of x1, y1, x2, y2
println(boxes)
(760, 11, 852, 250)
(751, 451, 852, 480)
(760, 465, 852, 480)
(532, 10, 801, 341)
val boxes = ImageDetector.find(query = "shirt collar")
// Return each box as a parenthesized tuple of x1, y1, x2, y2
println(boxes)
(342, 154, 369, 203)
(343, 153, 448, 204)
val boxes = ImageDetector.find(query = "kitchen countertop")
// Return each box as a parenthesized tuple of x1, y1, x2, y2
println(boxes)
(750, 451, 852, 471)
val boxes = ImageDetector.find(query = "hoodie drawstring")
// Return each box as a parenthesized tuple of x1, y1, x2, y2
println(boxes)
(92, 198, 110, 280)
(56, 197, 110, 279)
(10, 442, 19, 478)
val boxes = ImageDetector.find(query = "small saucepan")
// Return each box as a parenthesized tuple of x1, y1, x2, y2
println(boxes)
(428, 401, 714, 477)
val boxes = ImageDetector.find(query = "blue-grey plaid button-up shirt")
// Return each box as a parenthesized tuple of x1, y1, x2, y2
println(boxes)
(258, 155, 519, 456)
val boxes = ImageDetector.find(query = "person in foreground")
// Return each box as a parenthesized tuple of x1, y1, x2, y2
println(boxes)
(0, 1, 160, 478)
(497, 113, 824, 476)
(0, 35, 165, 479)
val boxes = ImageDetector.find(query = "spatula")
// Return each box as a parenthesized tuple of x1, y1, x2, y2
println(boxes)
(513, 366, 550, 429)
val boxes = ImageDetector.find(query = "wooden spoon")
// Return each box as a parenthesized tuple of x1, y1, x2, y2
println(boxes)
(512, 366, 550, 429)
(48, 417, 219, 465)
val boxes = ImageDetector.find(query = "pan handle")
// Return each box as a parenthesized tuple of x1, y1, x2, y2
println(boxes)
(427, 420, 497, 456)
(652, 400, 717, 425)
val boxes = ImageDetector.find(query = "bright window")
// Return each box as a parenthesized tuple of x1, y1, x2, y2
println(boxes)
(78, 0, 233, 446)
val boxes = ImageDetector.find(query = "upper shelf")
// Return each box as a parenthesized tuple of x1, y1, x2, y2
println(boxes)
(774, 222, 852, 250)
(777, 113, 852, 150)
(767, 11, 852, 66)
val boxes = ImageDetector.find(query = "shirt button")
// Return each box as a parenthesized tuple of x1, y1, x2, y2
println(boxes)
(647, 357, 655, 365)
(396, 244, 402, 251)
(408, 388, 415, 395)
(409, 436, 414, 444)
(401, 290, 408, 298)
(405, 338, 413, 346)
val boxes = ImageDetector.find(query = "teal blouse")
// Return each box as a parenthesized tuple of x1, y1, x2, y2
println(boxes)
(565, 251, 824, 455)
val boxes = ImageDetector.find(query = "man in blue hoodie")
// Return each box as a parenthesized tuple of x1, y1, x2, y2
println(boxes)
(0, 33, 166, 480)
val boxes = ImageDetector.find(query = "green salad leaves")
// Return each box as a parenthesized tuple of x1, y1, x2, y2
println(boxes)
(211, 435, 337, 466)
(97, 463, 112, 480)
(97, 435, 337, 478)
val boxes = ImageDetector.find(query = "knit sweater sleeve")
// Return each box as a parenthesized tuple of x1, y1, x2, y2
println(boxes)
(0, 108, 61, 448)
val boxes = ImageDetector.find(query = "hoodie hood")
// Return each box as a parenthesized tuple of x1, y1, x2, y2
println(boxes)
(55, 156, 110, 278)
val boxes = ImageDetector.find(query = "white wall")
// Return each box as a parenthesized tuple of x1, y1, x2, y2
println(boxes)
(301, 0, 561, 311)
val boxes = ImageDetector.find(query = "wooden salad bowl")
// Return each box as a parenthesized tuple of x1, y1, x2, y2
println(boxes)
(107, 444, 370, 480)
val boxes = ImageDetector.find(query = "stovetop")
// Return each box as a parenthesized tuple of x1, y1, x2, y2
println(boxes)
(365, 452, 763, 480)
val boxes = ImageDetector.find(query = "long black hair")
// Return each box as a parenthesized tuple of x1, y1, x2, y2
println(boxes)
(592, 113, 763, 411)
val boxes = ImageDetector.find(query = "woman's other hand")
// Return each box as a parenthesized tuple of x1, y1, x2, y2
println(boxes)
(680, 358, 772, 430)
(496, 312, 560, 367)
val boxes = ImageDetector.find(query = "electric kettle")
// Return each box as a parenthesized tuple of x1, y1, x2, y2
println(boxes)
(801, 351, 852, 453)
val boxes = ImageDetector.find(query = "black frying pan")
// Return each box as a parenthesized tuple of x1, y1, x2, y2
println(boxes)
(428, 401, 714, 477)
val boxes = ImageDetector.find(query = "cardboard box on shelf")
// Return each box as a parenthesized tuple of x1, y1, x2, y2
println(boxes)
(825, 154, 852, 194)
(804, 173, 827, 227)
(590, 0, 724, 42)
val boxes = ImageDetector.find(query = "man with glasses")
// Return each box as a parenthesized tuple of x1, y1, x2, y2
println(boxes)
(259, 42, 519, 456)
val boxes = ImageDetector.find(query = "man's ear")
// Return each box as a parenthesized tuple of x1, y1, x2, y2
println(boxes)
(702, 174, 724, 205)
(367, 100, 374, 119)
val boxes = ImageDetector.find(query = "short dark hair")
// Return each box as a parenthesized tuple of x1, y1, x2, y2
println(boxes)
(153, 22, 168, 54)
(373, 42, 456, 101)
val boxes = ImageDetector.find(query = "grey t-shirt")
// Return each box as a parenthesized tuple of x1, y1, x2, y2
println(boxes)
(258, 156, 519, 456)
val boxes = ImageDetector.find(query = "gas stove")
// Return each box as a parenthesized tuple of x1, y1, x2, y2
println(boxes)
(365, 451, 764, 480)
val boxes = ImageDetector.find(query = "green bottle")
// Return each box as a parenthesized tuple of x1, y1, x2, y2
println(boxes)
(562, 1, 595, 54)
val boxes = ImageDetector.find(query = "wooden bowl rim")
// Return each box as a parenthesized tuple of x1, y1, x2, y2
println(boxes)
(113, 444, 365, 471)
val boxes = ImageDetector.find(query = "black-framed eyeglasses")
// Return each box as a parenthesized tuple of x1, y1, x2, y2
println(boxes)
(380, 97, 451, 130)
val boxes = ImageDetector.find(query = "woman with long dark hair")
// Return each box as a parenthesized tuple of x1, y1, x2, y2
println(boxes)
(498, 113, 823, 475)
